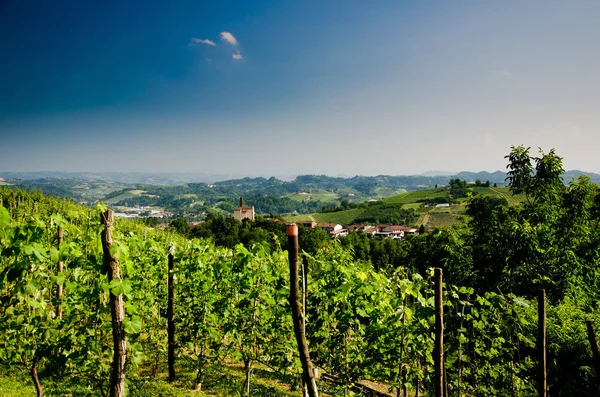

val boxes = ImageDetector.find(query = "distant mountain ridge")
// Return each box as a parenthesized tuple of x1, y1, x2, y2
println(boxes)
(419, 170, 457, 177)
(2, 170, 600, 186)
(0, 172, 248, 185)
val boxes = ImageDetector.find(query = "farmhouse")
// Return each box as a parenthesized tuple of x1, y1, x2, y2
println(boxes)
(330, 228, 348, 237)
(297, 220, 317, 228)
(318, 223, 343, 233)
(374, 225, 405, 239)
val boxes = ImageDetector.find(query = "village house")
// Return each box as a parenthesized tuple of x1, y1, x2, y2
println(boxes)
(297, 220, 317, 229)
(318, 223, 343, 233)
(287, 220, 421, 239)
(374, 225, 405, 239)
(330, 227, 348, 237)
(362, 225, 379, 235)
(233, 197, 255, 221)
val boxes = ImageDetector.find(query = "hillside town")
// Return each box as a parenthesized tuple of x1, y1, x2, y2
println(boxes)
(295, 220, 422, 238)
(230, 197, 424, 239)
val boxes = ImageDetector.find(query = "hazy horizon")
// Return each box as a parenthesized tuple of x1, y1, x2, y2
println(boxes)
(2, 1, 600, 175)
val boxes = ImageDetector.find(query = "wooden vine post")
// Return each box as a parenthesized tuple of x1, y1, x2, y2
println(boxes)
(101, 210, 127, 397)
(56, 226, 64, 319)
(288, 224, 319, 397)
(434, 268, 444, 397)
(302, 256, 308, 335)
(586, 320, 600, 387)
(302, 255, 309, 397)
(397, 295, 408, 397)
(538, 289, 546, 397)
(167, 247, 176, 382)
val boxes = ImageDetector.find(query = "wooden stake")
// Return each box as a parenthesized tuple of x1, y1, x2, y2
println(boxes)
(302, 255, 309, 397)
(434, 268, 444, 397)
(397, 296, 408, 397)
(167, 248, 176, 382)
(288, 224, 319, 397)
(56, 226, 64, 320)
(586, 320, 600, 387)
(538, 289, 546, 397)
(101, 210, 127, 397)
(302, 256, 308, 334)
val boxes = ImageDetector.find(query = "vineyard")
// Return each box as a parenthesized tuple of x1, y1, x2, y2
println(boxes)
(1, 177, 600, 396)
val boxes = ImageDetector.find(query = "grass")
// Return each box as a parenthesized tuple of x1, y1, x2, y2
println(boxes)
(0, 358, 302, 397)
(0, 371, 33, 397)
(0, 353, 411, 397)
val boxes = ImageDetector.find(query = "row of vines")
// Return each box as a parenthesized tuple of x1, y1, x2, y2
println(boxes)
(1, 189, 599, 396)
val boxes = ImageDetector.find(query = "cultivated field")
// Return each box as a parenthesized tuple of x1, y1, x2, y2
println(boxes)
(285, 186, 522, 227)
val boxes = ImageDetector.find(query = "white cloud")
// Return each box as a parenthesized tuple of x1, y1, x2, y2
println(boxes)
(498, 70, 514, 77)
(189, 38, 216, 46)
(232, 52, 243, 61)
(220, 32, 239, 45)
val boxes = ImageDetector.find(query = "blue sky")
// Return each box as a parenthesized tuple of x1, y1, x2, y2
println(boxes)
(1, 1, 600, 175)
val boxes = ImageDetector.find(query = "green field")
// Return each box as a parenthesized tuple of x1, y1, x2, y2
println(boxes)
(104, 189, 162, 205)
(285, 186, 523, 227)
(372, 186, 407, 198)
(285, 189, 367, 204)
(427, 211, 466, 228)
(285, 189, 339, 203)
(382, 188, 449, 205)
(284, 186, 407, 207)
(311, 208, 365, 224)
(105, 191, 140, 205)
(471, 186, 524, 206)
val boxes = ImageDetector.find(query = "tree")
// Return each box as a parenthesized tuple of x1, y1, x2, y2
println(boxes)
(449, 179, 469, 199)
(505, 146, 564, 209)
(299, 226, 330, 255)
(340, 199, 350, 210)
(169, 218, 191, 237)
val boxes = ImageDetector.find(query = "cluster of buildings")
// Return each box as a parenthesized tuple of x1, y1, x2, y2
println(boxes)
(114, 207, 173, 219)
(296, 220, 421, 239)
(231, 197, 423, 239)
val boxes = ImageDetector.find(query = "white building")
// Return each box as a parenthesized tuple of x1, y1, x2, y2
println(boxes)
(233, 197, 255, 221)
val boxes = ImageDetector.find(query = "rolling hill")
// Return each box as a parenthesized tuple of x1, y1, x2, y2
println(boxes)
(286, 185, 523, 227)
